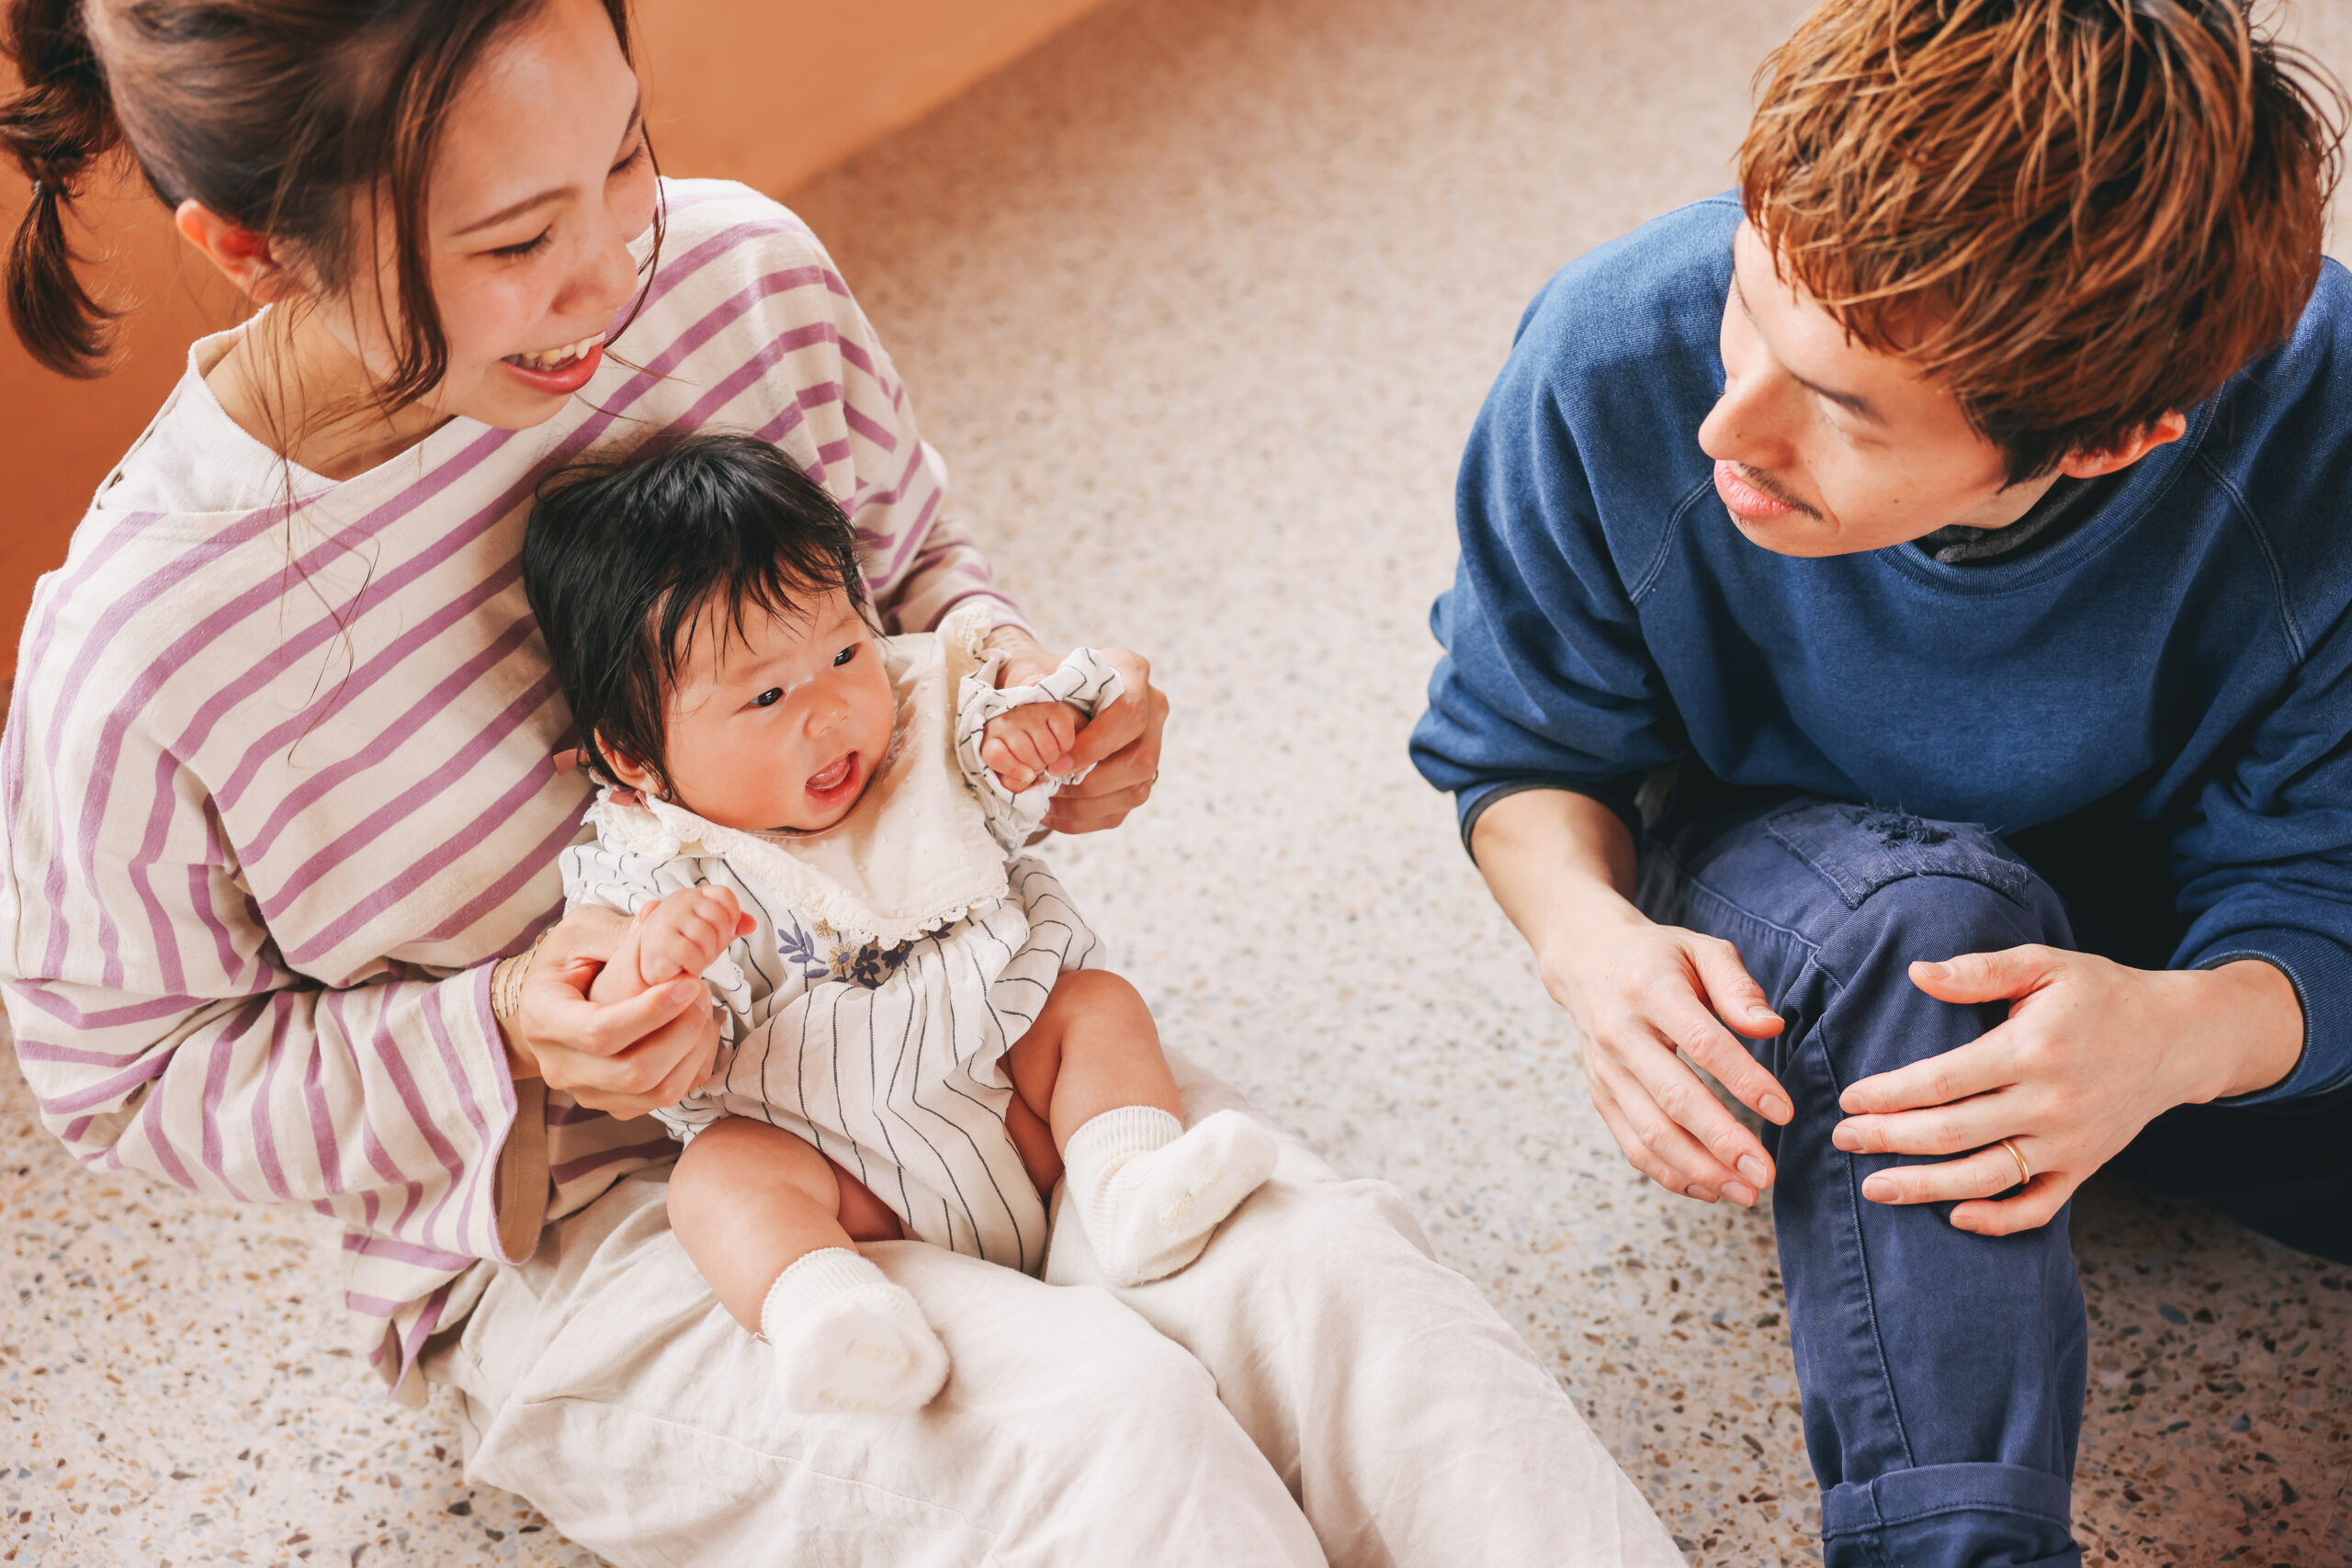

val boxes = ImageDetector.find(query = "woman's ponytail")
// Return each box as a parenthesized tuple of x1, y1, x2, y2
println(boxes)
(2, 0, 122, 378)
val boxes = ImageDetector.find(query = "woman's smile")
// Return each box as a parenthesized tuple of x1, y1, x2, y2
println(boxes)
(501, 333, 605, 394)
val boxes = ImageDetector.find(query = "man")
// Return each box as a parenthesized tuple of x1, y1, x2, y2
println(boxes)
(1411, 2, 2352, 1564)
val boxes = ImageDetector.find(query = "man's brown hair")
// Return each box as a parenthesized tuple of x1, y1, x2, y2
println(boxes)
(1741, 0, 2346, 481)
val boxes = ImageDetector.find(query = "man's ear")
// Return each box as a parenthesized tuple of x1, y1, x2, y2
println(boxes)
(173, 199, 305, 306)
(2059, 411, 2188, 480)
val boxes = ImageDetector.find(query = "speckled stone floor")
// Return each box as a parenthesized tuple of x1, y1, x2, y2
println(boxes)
(8, 0, 2352, 1563)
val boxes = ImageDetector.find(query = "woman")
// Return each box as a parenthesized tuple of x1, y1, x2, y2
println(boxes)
(0, 1, 1684, 1562)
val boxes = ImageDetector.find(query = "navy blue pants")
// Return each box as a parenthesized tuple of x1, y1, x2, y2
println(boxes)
(1635, 797, 2352, 1568)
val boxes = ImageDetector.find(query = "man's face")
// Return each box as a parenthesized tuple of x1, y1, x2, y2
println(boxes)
(1696, 221, 2052, 557)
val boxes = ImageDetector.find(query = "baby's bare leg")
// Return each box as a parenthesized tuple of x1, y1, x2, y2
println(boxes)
(1005, 1092, 1063, 1198)
(1005, 968, 1182, 1145)
(668, 1120, 945, 1414)
(669, 1119, 859, 1331)
(1006, 971, 1275, 1286)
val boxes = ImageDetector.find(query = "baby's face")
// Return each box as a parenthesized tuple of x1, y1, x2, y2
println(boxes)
(628, 586, 895, 833)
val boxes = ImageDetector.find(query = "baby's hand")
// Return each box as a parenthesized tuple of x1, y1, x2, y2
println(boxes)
(588, 886, 752, 1003)
(982, 702, 1084, 794)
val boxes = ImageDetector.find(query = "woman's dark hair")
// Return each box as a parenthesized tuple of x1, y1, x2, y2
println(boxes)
(2, 0, 652, 393)
(524, 432, 873, 795)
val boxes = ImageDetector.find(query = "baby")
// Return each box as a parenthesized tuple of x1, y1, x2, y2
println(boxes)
(522, 433, 1276, 1415)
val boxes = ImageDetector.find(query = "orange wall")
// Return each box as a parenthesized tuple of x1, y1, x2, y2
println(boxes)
(0, 0, 1108, 676)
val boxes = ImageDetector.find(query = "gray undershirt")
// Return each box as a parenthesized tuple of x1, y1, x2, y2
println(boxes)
(1912, 470, 2124, 565)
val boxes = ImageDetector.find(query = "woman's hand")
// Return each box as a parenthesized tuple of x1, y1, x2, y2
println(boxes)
(1545, 900, 1794, 1207)
(501, 904, 724, 1118)
(1832, 949, 2302, 1235)
(987, 625, 1168, 833)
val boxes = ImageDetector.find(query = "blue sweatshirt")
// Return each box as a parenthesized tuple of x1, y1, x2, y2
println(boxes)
(1410, 194, 2352, 1105)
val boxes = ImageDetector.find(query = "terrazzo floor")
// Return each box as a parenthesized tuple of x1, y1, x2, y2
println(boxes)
(9, 0, 2352, 1562)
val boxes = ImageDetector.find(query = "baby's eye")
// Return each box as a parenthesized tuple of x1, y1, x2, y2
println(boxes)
(832, 645, 856, 668)
(752, 688, 783, 708)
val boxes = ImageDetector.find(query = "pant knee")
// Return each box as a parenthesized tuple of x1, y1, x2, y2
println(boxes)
(1802, 857, 2067, 1084)
(1844, 866, 2061, 972)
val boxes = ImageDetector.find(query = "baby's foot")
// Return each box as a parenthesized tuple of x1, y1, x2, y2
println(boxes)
(759, 1247, 948, 1415)
(1062, 1107, 1279, 1286)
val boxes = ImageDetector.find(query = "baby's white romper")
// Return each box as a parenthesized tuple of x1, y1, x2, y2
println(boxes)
(557, 605, 1123, 1277)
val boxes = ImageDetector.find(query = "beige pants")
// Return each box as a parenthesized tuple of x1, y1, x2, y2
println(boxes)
(424, 1055, 1685, 1568)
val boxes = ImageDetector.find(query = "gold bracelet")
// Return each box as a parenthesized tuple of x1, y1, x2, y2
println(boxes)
(491, 928, 553, 1028)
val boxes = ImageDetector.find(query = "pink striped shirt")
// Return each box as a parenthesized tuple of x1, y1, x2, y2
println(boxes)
(0, 180, 1025, 1400)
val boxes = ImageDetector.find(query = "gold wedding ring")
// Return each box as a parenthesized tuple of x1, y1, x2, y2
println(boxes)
(1997, 1137, 2031, 1189)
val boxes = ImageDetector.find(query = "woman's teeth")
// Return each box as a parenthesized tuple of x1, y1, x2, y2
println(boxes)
(504, 332, 604, 370)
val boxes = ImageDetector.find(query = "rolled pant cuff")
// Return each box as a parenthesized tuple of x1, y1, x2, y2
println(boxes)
(1823, 1462, 2077, 1568)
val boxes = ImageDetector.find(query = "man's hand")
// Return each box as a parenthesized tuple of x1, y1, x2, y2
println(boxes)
(1549, 901, 1794, 1206)
(502, 903, 730, 1119)
(980, 702, 1085, 794)
(988, 626, 1167, 833)
(1833, 948, 2302, 1234)
(1472, 788, 1795, 1207)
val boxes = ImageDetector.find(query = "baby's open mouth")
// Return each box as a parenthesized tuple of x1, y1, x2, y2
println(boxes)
(807, 752, 857, 795)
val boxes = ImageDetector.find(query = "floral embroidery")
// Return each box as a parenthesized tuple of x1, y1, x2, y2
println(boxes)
(775, 917, 831, 984)
(832, 939, 913, 988)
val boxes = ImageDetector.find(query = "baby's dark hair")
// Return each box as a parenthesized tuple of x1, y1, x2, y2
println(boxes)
(523, 432, 870, 795)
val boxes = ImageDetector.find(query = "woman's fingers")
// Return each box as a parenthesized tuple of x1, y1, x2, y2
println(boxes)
(1043, 777, 1155, 833)
(634, 1007, 722, 1108)
(536, 973, 707, 1059)
(539, 901, 626, 967)
(552, 998, 718, 1115)
(1063, 649, 1157, 773)
(1022, 648, 1166, 834)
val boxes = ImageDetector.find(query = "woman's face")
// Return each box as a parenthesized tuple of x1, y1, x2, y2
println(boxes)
(320, 0, 658, 431)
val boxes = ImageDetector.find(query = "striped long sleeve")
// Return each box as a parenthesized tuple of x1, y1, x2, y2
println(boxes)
(0, 178, 1024, 1395)
(676, 187, 1029, 638)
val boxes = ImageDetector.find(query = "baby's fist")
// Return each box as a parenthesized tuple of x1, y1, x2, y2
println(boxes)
(982, 703, 1083, 794)
(636, 886, 752, 986)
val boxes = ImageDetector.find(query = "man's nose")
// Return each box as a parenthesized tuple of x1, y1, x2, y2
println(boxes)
(1699, 367, 1795, 470)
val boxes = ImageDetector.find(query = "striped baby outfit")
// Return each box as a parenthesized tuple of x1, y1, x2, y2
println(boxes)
(1, 179, 1026, 1401)
(560, 611, 1124, 1274)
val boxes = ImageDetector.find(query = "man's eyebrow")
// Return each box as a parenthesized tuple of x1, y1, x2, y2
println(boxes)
(1792, 371, 1886, 424)
(450, 100, 644, 237)
(1732, 259, 1888, 425)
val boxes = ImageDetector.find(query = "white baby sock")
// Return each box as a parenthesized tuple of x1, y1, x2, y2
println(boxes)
(758, 1247, 949, 1416)
(1061, 1106, 1279, 1287)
